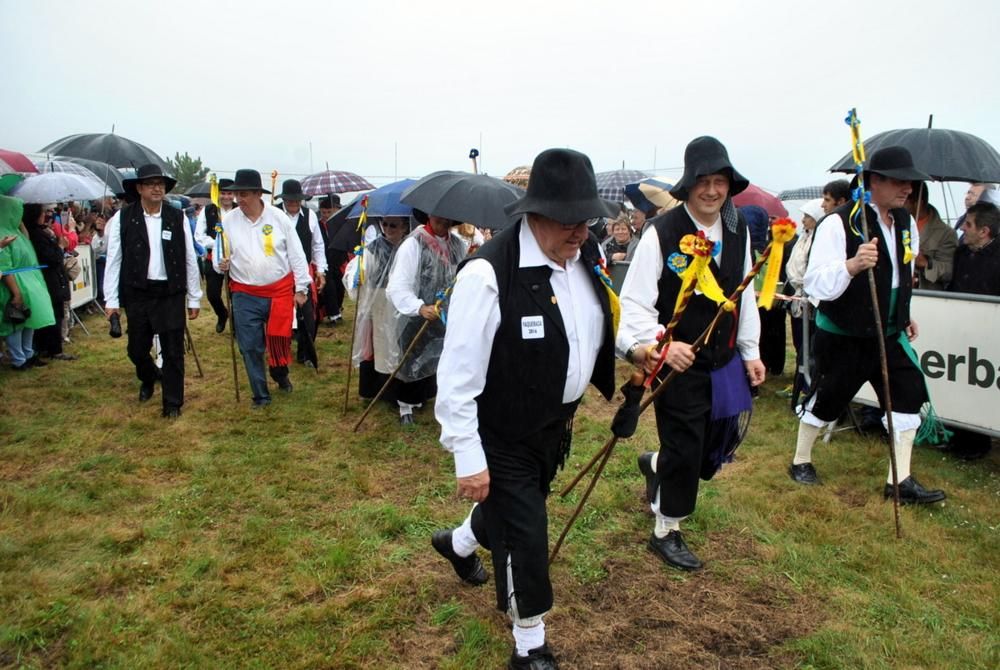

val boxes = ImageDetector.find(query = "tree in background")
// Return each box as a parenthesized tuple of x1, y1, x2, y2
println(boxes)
(166, 152, 210, 192)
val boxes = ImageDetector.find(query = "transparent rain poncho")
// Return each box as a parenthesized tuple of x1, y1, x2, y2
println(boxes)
(384, 225, 466, 382)
(350, 232, 402, 373)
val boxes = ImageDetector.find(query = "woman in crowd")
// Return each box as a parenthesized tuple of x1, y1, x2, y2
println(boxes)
(26, 203, 76, 361)
(0, 198, 56, 370)
(604, 217, 632, 261)
(784, 198, 824, 405)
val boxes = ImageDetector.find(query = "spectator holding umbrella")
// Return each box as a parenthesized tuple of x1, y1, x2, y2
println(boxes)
(0, 198, 56, 370)
(906, 182, 957, 290)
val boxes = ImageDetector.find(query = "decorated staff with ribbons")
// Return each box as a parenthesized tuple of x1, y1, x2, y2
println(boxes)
(214, 169, 311, 408)
(194, 177, 235, 333)
(431, 149, 618, 670)
(383, 207, 466, 425)
(275, 179, 328, 367)
(104, 164, 203, 418)
(788, 144, 947, 505)
(617, 136, 765, 571)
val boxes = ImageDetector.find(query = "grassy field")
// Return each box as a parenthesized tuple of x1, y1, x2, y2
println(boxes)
(1, 306, 997, 669)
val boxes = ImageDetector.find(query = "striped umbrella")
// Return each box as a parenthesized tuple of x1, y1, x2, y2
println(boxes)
(0, 148, 39, 175)
(596, 169, 649, 203)
(300, 170, 375, 196)
(503, 165, 531, 188)
(625, 177, 679, 214)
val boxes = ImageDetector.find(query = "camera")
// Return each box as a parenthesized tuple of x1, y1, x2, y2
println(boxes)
(109, 313, 122, 338)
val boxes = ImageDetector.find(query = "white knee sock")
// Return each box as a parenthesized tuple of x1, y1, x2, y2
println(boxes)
(793, 421, 822, 465)
(888, 428, 915, 484)
(653, 508, 683, 538)
(397, 401, 415, 416)
(513, 620, 545, 657)
(450, 505, 480, 558)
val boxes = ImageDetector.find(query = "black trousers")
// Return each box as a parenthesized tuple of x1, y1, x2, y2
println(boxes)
(123, 284, 186, 410)
(758, 305, 787, 376)
(204, 263, 228, 323)
(652, 366, 713, 518)
(295, 299, 317, 363)
(35, 293, 65, 356)
(807, 329, 927, 422)
(468, 406, 576, 619)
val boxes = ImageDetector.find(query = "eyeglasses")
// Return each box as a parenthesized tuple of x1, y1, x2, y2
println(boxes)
(140, 180, 166, 189)
(557, 217, 600, 230)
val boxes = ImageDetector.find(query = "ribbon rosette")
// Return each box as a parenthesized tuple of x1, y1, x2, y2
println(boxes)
(901, 229, 913, 265)
(669, 232, 727, 315)
(757, 217, 797, 310)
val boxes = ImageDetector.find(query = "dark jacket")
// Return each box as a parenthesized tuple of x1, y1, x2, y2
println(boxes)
(28, 225, 70, 303)
(949, 239, 1000, 296)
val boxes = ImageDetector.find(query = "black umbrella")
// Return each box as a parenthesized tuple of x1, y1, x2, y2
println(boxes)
(401, 171, 524, 230)
(185, 181, 212, 198)
(327, 195, 366, 253)
(52, 156, 125, 194)
(829, 128, 1000, 183)
(40, 133, 171, 171)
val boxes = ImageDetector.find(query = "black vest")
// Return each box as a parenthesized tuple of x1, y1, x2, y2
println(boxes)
(294, 209, 312, 262)
(651, 206, 748, 370)
(816, 202, 912, 336)
(119, 202, 187, 295)
(471, 222, 616, 442)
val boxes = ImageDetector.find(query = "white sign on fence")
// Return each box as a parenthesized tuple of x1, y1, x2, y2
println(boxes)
(69, 244, 96, 309)
(854, 290, 1000, 437)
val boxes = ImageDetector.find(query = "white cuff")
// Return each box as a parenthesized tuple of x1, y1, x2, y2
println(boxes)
(454, 445, 488, 479)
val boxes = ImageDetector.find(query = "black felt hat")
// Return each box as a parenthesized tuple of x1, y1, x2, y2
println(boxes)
(669, 136, 749, 201)
(221, 169, 270, 194)
(865, 146, 930, 182)
(122, 164, 177, 197)
(504, 148, 619, 224)
(275, 179, 311, 201)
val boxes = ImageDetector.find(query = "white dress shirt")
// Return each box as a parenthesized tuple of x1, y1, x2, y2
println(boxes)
(282, 206, 328, 273)
(804, 207, 919, 301)
(194, 204, 233, 253)
(435, 218, 605, 477)
(213, 200, 312, 293)
(103, 206, 203, 310)
(386, 232, 442, 317)
(616, 205, 761, 361)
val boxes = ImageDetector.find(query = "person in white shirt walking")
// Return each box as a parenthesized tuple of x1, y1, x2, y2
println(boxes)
(103, 164, 202, 418)
(215, 170, 311, 408)
(431, 149, 618, 670)
(195, 178, 235, 333)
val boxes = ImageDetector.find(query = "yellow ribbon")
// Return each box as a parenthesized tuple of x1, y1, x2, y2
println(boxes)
(756, 218, 797, 309)
(262, 223, 275, 256)
(674, 233, 726, 313)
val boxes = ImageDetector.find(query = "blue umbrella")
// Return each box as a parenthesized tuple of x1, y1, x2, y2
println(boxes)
(347, 179, 416, 219)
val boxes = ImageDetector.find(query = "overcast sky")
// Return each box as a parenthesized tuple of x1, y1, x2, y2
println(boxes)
(2, 0, 998, 212)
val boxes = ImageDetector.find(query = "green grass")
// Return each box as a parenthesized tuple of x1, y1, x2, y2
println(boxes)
(1, 308, 998, 669)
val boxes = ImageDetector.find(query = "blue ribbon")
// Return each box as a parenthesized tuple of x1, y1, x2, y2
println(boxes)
(1, 264, 47, 275)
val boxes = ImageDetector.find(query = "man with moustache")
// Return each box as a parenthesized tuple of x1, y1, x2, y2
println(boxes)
(617, 136, 765, 571)
(431, 149, 618, 669)
(215, 170, 311, 408)
(104, 164, 203, 418)
(788, 146, 947, 505)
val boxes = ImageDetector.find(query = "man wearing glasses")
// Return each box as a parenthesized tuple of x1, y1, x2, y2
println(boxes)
(430, 149, 618, 669)
(104, 164, 202, 418)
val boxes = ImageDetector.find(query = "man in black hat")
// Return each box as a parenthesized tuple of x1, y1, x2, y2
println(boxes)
(617, 136, 765, 571)
(103, 164, 203, 418)
(214, 169, 312, 407)
(318, 195, 347, 324)
(789, 146, 947, 504)
(384, 206, 467, 425)
(431, 148, 618, 669)
(275, 179, 328, 367)
(195, 178, 235, 333)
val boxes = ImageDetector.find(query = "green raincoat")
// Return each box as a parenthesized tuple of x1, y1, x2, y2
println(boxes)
(0, 195, 56, 337)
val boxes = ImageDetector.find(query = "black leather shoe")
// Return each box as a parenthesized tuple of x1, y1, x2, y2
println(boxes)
(162, 407, 181, 419)
(508, 644, 558, 669)
(138, 383, 155, 402)
(215, 315, 227, 333)
(27, 355, 47, 367)
(648, 530, 703, 571)
(278, 379, 293, 393)
(637, 452, 658, 503)
(884, 476, 946, 505)
(431, 530, 487, 586)
(399, 413, 415, 426)
(788, 462, 821, 485)
(251, 398, 271, 409)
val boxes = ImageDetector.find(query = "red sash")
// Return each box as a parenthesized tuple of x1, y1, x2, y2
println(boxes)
(230, 273, 295, 367)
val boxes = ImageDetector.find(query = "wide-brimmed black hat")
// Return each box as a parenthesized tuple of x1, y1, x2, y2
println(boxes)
(221, 169, 271, 194)
(669, 136, 749, 201)
(122, 164, 177, 197)
(505, 148, 619, 224)
(275, 179, 311, 201)
(865, 146, 930, 182)
(218, 178, 234, 190)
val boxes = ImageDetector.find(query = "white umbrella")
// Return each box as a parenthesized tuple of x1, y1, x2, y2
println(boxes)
(34, 159, 111, 193)
(9, 172, 110, 203)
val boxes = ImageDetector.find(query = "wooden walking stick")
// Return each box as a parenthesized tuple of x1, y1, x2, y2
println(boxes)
(343, 196, 369, 413)
(210, 174, 240, 401)
(846, 108, 902, 538)
(225, 276, 240, 402)
(352, 318, 431, 432)
(551, 226, 789, 564)
(184, 324, 203, 377)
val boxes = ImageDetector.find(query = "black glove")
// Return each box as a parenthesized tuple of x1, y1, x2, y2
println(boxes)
(610, 381, 645, 438)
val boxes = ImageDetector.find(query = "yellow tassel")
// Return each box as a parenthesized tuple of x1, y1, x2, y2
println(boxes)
(757, 218, 797, 309)
(604, 284, 621, 336)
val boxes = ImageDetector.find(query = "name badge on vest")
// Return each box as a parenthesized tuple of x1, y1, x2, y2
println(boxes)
(521, 316, 544, 339)
(161, 230, 172, 241)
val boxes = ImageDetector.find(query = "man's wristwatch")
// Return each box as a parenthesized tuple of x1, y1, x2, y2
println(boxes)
(625, 342, 642, 364)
